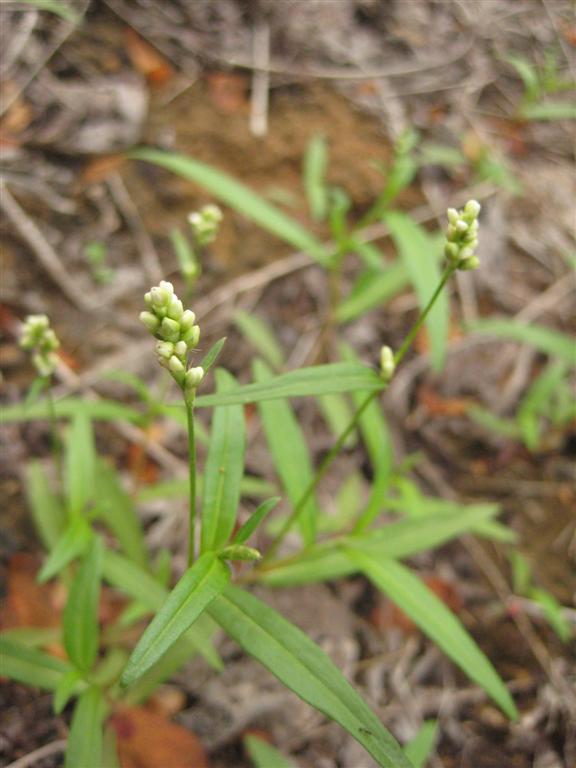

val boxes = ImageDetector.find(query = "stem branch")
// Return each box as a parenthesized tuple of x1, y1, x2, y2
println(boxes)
(185, 396, 197, 566)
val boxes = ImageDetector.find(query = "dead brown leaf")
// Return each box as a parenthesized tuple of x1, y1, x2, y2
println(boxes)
(111, 705, 209, 768)
(124, 28, 174, 87)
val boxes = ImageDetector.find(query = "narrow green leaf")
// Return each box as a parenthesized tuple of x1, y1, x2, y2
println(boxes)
(38, 517, 93, 583)
(469, 319, 576, 365)
(318, 393, 356, 446)
(385, 212, 447, 370)
(195, 363, 384, 408)
(136, 475, 276, 503)
(0, 638, 71, 690)
(201, 369, 246, 552)
(530, 588, 572, 643)
(0, 627, 60, 647)
(94, 460, 148, 567)
(254, 359, 319, 546)
(245, 734, 295, 768)
(337, 263, 409, 324)
(260, 505, 501, 587)
(0, 398, 144, 425)
(403, 720, 438, 768)
(200, 337, 227, 373)
(303, 135, 328, 221)
(65, 687, 106, 768)
(209, 586, 411, 768)
(102, 549, 223, 671)
(65, 412, 95, 516)
(130, 148, 327, 262)
(102, 726, 121, 768)
(25, 461, 66, 550)
(54, 669, 84, 714)
(521, 101, 576, 121)
(232, 497, 281, 545)
(121, 553, 230, 686)
(234, 310, 285, 370)
(347, 552, 517, 719)
(63, 536, 103, 672)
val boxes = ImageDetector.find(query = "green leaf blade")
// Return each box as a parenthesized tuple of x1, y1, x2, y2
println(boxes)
(209, 585, 412, 768)
(347, 551, 517, 719)
(65, 687, 106, 768)
(0, 638, 71, 691)
(254, 359, 319, 546)
(63, 536, 103, 672)
(201, 369, 246, 552)
(130, 148, 327, 263)
(121, 553, 230, 686)
(195, 363, 384, 408)
(66, 412, 96, 516)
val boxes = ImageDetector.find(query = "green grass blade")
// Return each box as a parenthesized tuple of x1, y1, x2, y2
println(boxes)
(403, 720, 438, 768)
(121, 553, 229, 686)
(201, 369, 246, 552)
(38, 517, 93, 583)
(347, 551, 517, 719)
(63, 536, 103, 672)
(195, 363, 384, 408)
(232, 497, 281, 545)
(234, 310, 285, 370)
(245, 734, 295, 768)
(25, 461, 66, 550)
(200, 337, 227, 373)
(337, 263, 409, 324)
(209, 585, 412, 768)
(54, 669, 83, 714)
(65, 412, 95, 516)
(0, 398, 144, 424)
(303, 135, 328, 221)
(0, 638, 71, 690)
(520, 101, 576, 121)
(384, 213, 447, 370)
(469, 319, 576, 364)
(253, 359, 319, 546)
(94, 460, 148, 568)
(65, 687, 106, 768)
(130, 148, 327, 262)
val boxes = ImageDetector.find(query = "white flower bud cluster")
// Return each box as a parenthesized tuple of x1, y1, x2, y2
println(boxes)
(20, 314, 60, 377)
(380, 345, 396, 383)
(188, 205, 223, 247)
(444, 200, 481, 271)
(140, 281, 204, 394)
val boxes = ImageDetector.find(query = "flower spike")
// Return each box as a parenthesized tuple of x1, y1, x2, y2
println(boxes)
(20, 315, 60, 377)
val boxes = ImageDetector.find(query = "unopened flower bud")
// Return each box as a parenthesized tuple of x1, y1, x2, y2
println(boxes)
(140, 311, 160, 333)
(184, 366, 204, 391)
(380, 345, 396, 383)
(182, 324, 200, 348)
(459, 255, 480, 271)
(161, 317, 180, 342)
(180, 309, 196, 331)
(464, 199, 481, 219)
(219, 545, 261, 562)
(168, 355, 185, 374)
(174, 341, 187, 357)
(156, 341, 174, 360)
(166, 296, 184, 321)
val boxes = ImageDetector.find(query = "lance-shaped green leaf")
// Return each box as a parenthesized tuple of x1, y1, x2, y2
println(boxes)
(403, 720, 438, 768)
(65, 687, 106, 768)
(38, 517, 93, 583)
(201, 369, 246, 552)
(121, 553, 229, 686)
(303, 134, 328, 222)
(253, 359, 318, 546)
(337, 263, 409, 324)
(468, 319, 576, 365)
(65, 412, 96, 516)
(102, 549, 222, 671)
(25, 461, 66, 550)
(347, 551, 517, 719)
(0, 398, 145, 425)
(194, 363, 385, 408)
(63, 536, 103, 672)
(0, 637, 71, 690)
(260, 505, 501, 587)
(244, 734, 296, 768)
(200, 337, 227, 373)
(210, 586, 411, 768)
(130, 148, 327, 263)
(54, 669, 84, 714)
(385, 212, 447, 371)
(232, 497, 280, 545)
(94, 460, 148, 568)
(234, 311, 285, 370)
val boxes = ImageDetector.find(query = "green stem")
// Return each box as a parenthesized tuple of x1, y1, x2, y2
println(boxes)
(263, 264, 456, 562)
(185, 396, 197, 566)
(393, 265, 455, 367)
(45, 378, 63, 487)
